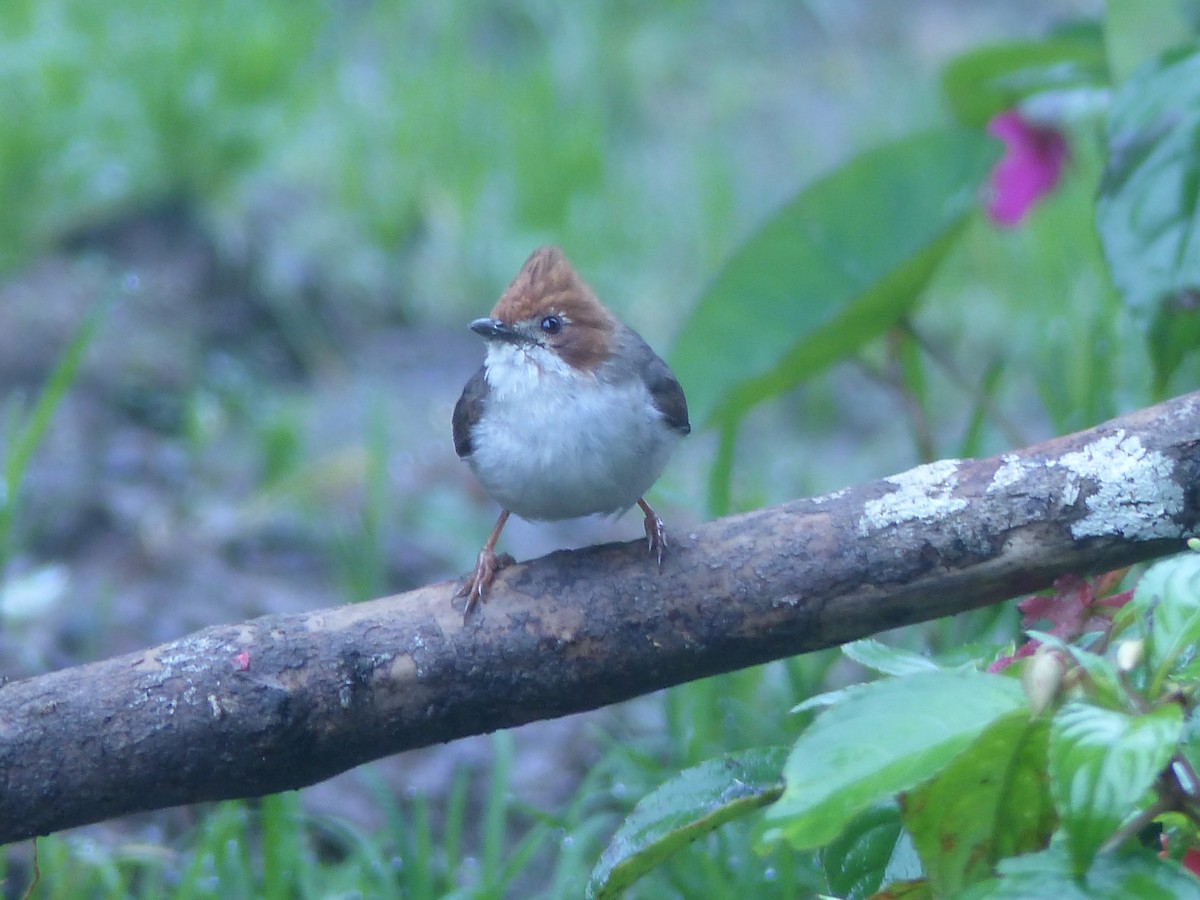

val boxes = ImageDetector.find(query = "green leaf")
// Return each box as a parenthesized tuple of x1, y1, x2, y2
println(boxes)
(586, 747, 787, 899)
(0, 302, 104, 579)
(1131, 553, 1200, 694)
(1145, 298, 1200, 395)
(1105, 0, 1200, 84)
(791, 682, 875, 715)
(961, 842, 1200, 899)
(957, 358, 1004, 459)
(1177, 706, 1200, 801)
(940, 35, 1109, 128)
(762, 671, 1025, 851)
(818, 802, 920, 900)
(671, 128, 999, 429)
(874, 883, 935, 899)
(1095, 44, 1200, 388)
(842, 639, 942, 677)
(906, 713, 1055, 896)
(1048, 702, 1183, 874)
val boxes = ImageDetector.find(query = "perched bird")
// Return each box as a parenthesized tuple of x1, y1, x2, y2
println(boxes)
(452, 246, 690, 618)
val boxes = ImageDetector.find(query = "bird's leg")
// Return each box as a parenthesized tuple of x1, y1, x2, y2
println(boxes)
(456, 509, 514, 620)
(637, 498, 668, 567)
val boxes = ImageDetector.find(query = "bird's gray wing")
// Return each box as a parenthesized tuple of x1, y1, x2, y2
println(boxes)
(452, 366, 489, 458)
(626, 330, 690, 436)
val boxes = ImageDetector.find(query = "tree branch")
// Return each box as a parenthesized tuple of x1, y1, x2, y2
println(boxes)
(2, 391, 1198, 843)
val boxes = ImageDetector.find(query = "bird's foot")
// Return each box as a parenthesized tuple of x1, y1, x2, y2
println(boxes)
(455, 548, 516, 621)
(639, 501, 668, 568)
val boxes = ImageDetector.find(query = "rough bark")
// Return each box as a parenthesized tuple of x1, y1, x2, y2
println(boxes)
(2, 391, 1198, 843)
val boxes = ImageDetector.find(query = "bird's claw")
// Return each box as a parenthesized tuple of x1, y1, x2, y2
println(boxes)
(643, 511, 668, 568)
(455, 549, 515, 622)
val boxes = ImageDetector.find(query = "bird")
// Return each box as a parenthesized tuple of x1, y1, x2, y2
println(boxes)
(452, 246, 690, 618)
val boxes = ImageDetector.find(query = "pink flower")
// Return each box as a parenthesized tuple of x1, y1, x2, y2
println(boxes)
(985, 109, 1068, 227)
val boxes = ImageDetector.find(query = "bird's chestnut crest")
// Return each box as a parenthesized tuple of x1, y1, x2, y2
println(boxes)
(484, 246, 616, 371)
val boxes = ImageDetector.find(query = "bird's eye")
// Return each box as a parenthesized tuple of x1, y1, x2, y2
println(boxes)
(540, 315, 562, 335)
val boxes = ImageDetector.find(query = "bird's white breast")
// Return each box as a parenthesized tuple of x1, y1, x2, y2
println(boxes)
(467, 343, 681, 521)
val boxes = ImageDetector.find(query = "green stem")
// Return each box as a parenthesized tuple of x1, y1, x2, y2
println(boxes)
(707, 417, 739, 517)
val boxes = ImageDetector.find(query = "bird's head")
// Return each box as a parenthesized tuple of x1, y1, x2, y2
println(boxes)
(470, 246, 617, 373)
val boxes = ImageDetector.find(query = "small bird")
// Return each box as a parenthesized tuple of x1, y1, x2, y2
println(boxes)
(452, 246, 690, 618)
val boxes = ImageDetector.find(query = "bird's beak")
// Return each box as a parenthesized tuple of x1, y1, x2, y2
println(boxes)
(470, 318, 525, 344)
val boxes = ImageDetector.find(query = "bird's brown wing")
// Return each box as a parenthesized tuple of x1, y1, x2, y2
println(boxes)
(452, 366, 489, 458)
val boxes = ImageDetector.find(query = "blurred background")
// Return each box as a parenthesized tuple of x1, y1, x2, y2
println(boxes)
(0, 0, 1133, 896)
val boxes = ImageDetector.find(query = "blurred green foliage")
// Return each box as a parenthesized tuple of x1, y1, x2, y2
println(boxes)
(0, 1, 942, 326)
(5, 0, 1200, 897)
(0, 305, 101, 597)
(672, 127, 999, 512)
(1096, 42, 1200, 393)
(592, 4, 1200, 894)
(0, 0, 322, 270)
(939, 29, 1108, 128)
